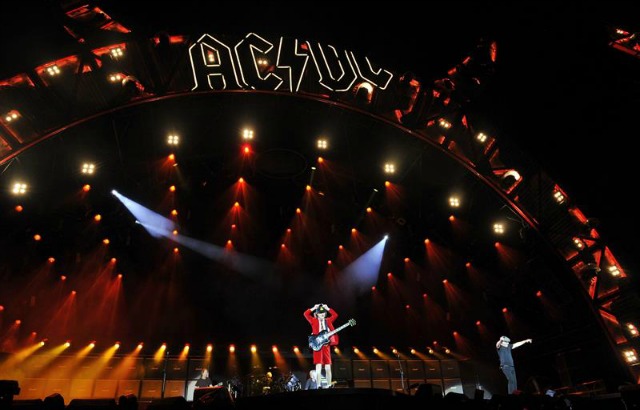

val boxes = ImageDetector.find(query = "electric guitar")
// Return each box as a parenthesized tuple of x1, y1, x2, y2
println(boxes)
(308, 318, 356, 351)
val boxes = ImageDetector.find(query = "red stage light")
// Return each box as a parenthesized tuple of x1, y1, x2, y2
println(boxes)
(387, 272, 392, 278)
(94, 214, 102, 222)
(82, 185, 91, 192)
(465, 262, 471, 268)
(502, 307, 508, 313)
(15, 320, 21, 325)
(171, 209, 178, 216)
(168, 153, 175, 161)
(33, 234, 42, 241)
(404, 257, 410, 263)
(48, 257, 55, 263)
(15, 205, 23, 212)
(476, 320, 481, 326)
(385, 181, 390, 187)
(169, 185, 176, 192)
(296, 208, 301, 214)
(61, 275, 66, 281)
(536, 290, 542, 297)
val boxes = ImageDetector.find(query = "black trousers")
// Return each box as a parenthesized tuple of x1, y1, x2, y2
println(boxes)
(501, 365, 517, 394)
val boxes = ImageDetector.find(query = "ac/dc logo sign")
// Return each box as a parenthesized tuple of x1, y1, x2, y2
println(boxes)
(189, 33, 393, 93)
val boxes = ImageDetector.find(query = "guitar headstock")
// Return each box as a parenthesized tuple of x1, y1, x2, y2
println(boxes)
(348, 318, 356, 327)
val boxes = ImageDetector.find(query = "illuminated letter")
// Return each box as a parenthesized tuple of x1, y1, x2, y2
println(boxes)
(189, 34, 241, 90)
(276, 37, 310, 93)
(234, 33, 283, 90)
(306, 42, 357, 92)
(348, 52, 393, 90)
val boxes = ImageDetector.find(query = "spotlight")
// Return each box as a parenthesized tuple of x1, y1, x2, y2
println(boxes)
(81, 162, 96, 175)
(167, 134, 180, 146)
(384, 234, 389, 240)
(493, 223, 505, 234)
(607, 265, 621, 277)
(317, 139, 328, 150)
(250, 345, 257, 353)
(111, 189, 118, 195)
(384, 162, 395, 174)
(476, 132, 487, 143)
(11, 182, 28, 195)
(449, 196, 460, 208)
(623, 349, 638, 364)
(553, 189, 566, 204)
(242, 128, 254, 140)
(293, 346, 300, 353)
(46, 64, 61, 76)
(229, 345, 236, 353)
(207, 344, 213, 352)
(110, 47, 124, 58)
(438, 118, 452, 129)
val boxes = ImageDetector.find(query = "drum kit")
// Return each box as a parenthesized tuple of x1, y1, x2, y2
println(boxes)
(245, 367, 301, 396)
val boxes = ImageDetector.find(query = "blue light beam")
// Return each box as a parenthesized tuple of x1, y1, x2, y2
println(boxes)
(339, 236, 388, 295)
(112, 190, 176, 238)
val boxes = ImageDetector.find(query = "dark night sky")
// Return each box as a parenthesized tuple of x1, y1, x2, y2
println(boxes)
(0, 2, 638, 272)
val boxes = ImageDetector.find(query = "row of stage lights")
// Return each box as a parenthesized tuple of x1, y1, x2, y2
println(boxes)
(11, 338, 640, 364)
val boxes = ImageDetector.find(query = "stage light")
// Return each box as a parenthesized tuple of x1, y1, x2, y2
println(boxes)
(465, 262, 471, 268)
(293, 346, 299, 353)
(422, 293, 427, 298)
(573, 237, 585, 250)
(387, 272, 392, 278)
(168, 153, 175, 161)
(238, 177, 244, 183)
(71, 290, 76, 295)
(34, 234, 41, 241)
(623, 349, 638, 364)
(48, 257, 55, 263)
(207, 50, 216, 63)
(453, 331, 458, 336)
(502, 307, 508, 313)
(242, 128, 254, 140)
(234, 202, 240, 208)
(353, 347, 359, 353)
(445, 348, 451, 354)
(250, 345, 257, 353)
(317, 139, 328, 150)
(15, 319, 21, 325)
(167, 134, 179, 146)
(352, 228, 357, 234)
(493, 223, 504, 234)
(231, 225, 236, 230)
(256, 58, 269, 66)
(327, 260, 332, 265)
(243, 145, 251, 154)
(354, 82, 374, 104)
(111, 258, 117, 263)
(110, 47, 124, 58)
(296, 208, 301, 214)
(438, 118, 452, 129)
(103, 239, 110, 245)
(410, 349, 416, 355)
(15, 205, 23, 212)
(169, 185, 176, 192)
(0, 305, 3, 311)
(476, 320, 481, 326)
(171, 209, 178, 216)
(229, 345, 235, 353)
(334, 347, 340, 354)
(306, 185, 311, 191)
(46, 64, 61, 76)
(476, 132, 487, 143)
(4, 111, 19, 122)
(424, 238, 430, 244)
(89, 342, 95, 348)
(281, 244, 285, 249)
(61, 275, 66, 281)
(83, 184, 91, 192)
(428, 348, 434, 354)
(11, 182, 28, 195)
(137, 343, 143, 350)
(449, 215, 455, 221)
(114, 342, 121, 350)
(392, 348, 398, 355)
(553, 189, 566, 204)
(384, 162, 395, 174)
(405, 304, 410, 309)
(607, 265, 621, 277)
(173, 247, 179, 254)
(111, 189, 118, 195)
(626, 323, 639, 337)
(207, 344, 213, 352)
(64, 341, 71, 348)
(40, 340, 46, 346)
(366, 207, 372, 213)
(442, 279, 448, 284)
(272, 346, 278, 353)
(117, 274, 122, 279)
(449, 196, 460, 207)
(183, 344, 190, 352)
(108, 73, 123, 82)
(317, 156, 324, 164)
(94, 214, 102, 222)
(81, 162, 95, 175)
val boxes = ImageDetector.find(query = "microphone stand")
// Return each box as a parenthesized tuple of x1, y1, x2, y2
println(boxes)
(396, 352, 406, 394)
(161, 349, 169, 398)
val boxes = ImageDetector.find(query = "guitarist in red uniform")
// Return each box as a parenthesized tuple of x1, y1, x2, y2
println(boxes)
(304, 303, 338, 388)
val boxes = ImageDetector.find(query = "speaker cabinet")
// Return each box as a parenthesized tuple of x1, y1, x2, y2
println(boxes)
(352, 360, 371, 380)
(370, 360, 390, 379)
(140, 380, 163, 400)
(69, 379, 94, 399)
(115, 380, 140, 399)
(332, 360, 352, 380)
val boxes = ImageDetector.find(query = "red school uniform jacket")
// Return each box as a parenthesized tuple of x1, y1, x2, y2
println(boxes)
(304, 307, 339, 345)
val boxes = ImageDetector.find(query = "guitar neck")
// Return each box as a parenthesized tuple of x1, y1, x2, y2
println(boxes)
(326, 322, 350, 337)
